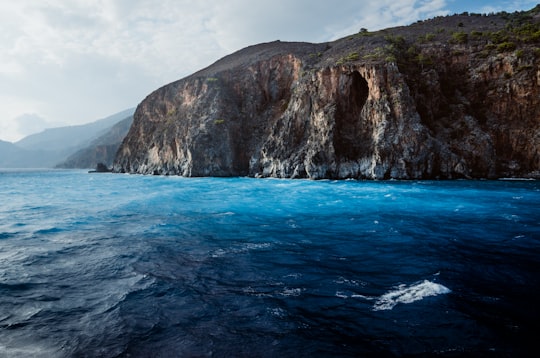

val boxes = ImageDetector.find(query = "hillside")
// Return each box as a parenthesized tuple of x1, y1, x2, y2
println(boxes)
(0, 140, 28, 168)
(114, 6, 540, 179)
(0, 139, 59, 168)
(16, 108, 135, 151)
(0, 108, 135, 168)
(56, 115, 134, 169)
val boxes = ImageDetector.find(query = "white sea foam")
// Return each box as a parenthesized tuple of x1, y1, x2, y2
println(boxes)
(280, 288, 304, 297)
(284, 273, 302, 279)
(269, 307, 287, 318)
(373, 280, 450, 311)
(210, 242, 272, 257)
(334, 277, 363, 286)
(351, 294, 375, 300)
(335, 291, 348, 299)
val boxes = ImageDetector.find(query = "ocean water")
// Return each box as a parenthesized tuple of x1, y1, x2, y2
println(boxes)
(0, 169, 539, 357)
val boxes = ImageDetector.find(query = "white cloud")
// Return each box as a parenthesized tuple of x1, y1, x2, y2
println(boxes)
(206, 0, 449, 52)
(13, 113, 65, 138)
(0, 0, 528, 143)
(325, 0, 449, 40)
(481, 1, 538, 13)
(2, 0, 449, 82)
(447, 0, 538, 15)
(0, 95, 48, 142)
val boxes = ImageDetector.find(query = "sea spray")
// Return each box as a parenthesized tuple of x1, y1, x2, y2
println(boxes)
(373, 280, 451, 311)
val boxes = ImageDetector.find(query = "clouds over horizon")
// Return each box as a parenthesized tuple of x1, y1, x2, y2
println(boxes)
(0, 0, 535, 141)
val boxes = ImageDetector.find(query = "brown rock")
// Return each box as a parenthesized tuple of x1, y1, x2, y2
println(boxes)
(114, 8, 540, 179)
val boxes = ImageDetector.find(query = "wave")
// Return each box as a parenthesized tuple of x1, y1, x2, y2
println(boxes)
(210, 242, 273, 258)
(373, 280, 451, 311)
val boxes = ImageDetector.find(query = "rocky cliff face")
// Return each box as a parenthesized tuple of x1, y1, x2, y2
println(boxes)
(114, 7, 540, 179)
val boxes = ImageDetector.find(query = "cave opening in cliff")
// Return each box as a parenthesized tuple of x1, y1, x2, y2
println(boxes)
(333, 70, 370, 161)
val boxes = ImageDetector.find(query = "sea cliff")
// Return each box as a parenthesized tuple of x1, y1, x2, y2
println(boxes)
(114, 7, 540, 179)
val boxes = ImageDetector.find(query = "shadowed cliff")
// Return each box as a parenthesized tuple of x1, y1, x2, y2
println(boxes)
(114, 7, 540, 179)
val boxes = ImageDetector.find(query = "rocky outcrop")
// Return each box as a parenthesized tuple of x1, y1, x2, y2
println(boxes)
(114, 7, 540, 179)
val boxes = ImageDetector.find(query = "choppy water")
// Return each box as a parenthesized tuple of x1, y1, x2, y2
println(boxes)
(0, 169, 539, 357)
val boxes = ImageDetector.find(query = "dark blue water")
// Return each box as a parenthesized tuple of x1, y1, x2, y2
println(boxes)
(1, 170, 539, 357)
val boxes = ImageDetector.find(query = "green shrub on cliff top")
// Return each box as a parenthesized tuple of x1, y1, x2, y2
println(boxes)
(471, 31, 483, 38)
(512, 22, 540, 42)
(357, 28, 374, 37)
(418, 33, 436, 43)
(488, 30, 509, 44)
(497, 41, 517, 52)
(385, 34, 407, 49)
(451, 31, 468, 44)
(336, 51, 360, 65)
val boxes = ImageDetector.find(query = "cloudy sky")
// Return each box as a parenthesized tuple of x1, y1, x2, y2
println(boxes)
(0, 0, 537, 142)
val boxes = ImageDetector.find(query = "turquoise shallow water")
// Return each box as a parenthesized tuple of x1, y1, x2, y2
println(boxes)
(1, 169, 539, 357)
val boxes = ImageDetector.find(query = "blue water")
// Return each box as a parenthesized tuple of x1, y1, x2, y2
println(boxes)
(1, 170, 539, 357)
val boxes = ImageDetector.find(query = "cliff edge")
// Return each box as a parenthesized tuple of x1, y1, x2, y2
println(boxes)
(114, 7, 540, 179)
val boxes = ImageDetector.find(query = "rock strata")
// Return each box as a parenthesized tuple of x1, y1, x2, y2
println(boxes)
(114, 8, 540, 179)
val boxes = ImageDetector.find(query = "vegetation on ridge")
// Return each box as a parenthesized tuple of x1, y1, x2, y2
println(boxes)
(330, 4, 540, 68)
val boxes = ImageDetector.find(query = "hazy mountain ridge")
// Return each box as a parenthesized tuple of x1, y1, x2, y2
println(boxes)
(0, 140, 28, 167)
(0, 108, 135, 168)
(15, 108, 135, 151)
(114, 6, 540, 179)
(0, 140, 56, 168)
(56, 115, 134, 169)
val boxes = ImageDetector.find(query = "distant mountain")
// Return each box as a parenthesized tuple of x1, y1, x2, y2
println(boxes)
(0, 140, 25, 168)
(16, 108, 135, 151)
(56, 115, 134, 169)
(0, 140, 52, 168)
(0, 140, 19, 156)
(0, 108, 135, 168)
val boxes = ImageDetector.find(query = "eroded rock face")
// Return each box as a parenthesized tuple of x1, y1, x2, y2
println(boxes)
(250, 64, 435, 179)
(114, 12, 540, 179)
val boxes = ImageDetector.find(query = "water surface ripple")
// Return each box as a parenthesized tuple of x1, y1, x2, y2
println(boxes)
(1, 170, 539, 357)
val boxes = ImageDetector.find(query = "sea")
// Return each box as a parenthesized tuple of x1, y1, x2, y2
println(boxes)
(0, 169, 539, 357)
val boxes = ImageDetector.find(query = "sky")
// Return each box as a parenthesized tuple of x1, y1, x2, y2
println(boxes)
(0, 0, 538, 142)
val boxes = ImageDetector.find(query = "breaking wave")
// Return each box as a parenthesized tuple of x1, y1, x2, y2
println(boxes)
(373, 280, 451, 311)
